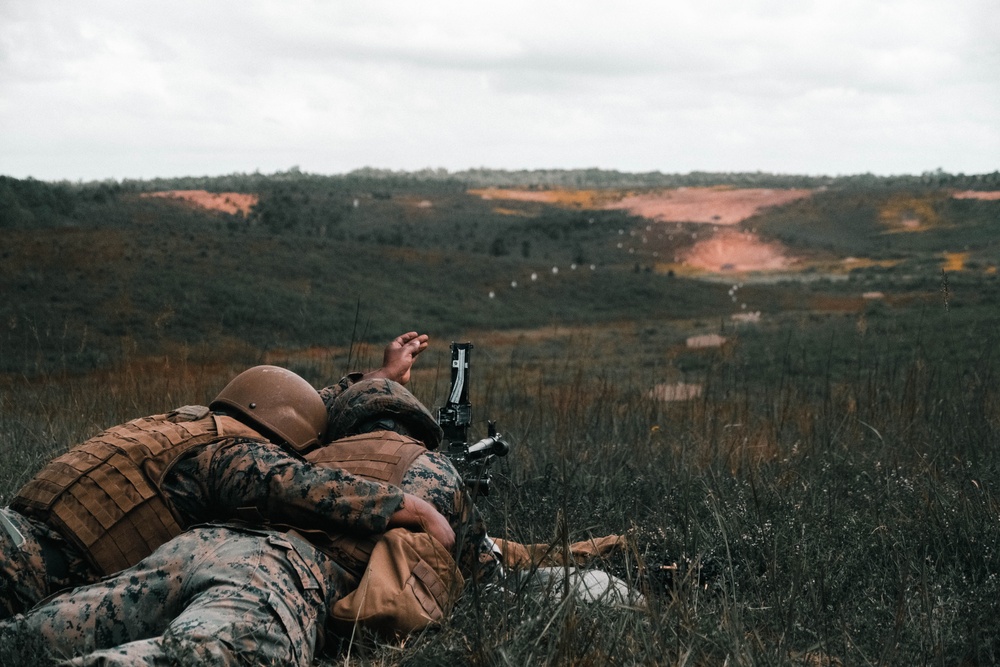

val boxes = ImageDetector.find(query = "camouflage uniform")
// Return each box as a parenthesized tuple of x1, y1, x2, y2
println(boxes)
(0, 524, 344, 667)
(318, 377, 495, 579)
(401, 450, 497, 580)
(0, 437, 493, 666)
(0, 390, 404, 619)
(320, 374, 443, 449)
(0, 508, 92, 621)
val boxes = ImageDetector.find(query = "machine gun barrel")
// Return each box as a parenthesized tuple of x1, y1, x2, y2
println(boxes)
(466, 432, 510, 461)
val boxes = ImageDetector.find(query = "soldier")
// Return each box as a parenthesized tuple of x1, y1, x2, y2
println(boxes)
(0, 380, 490, 667)
(0, 332, 446, 619)
(309, 376, 500, 583)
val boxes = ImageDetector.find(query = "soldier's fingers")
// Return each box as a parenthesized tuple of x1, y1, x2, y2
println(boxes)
(394, 331, 420, 345)
(424, 512, 455, 551)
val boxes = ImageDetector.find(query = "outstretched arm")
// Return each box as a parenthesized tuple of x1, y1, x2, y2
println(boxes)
(167, 439, 406, 534)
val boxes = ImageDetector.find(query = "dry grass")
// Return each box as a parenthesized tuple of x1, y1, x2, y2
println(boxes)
(2, 284, 999, 666)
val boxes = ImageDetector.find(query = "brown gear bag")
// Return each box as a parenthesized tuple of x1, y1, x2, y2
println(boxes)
(330, 527, 464, 637)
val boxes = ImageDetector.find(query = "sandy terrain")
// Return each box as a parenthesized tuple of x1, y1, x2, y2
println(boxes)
(142, 190, 258, 216)
(469, 188, 608, 208)
(680, 230, 794, 272)
(942, 252, 969, 272)
(607, 187, 813, 225)
(473, 186, 814, 225)
(472, 186, 812, 273)
(952, 191, 1000, 200)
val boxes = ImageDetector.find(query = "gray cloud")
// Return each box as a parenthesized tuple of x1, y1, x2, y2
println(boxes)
(1, 0, 997, 181)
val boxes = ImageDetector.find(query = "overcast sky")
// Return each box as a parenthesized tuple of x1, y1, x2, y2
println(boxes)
(1, 0, 997, 183)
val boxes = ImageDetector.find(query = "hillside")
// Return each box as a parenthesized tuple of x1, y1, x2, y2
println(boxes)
(3, 169, 1000, 666)
(2, 170, 998, 375)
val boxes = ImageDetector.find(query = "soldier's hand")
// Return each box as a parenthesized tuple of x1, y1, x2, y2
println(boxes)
(388, 493, 456, 550)
(371, 332, 429, 386)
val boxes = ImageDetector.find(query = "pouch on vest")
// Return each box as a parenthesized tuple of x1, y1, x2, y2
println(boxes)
(330, 527, 464, 638)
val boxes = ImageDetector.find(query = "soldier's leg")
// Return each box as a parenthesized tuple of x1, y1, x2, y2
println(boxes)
(4, 526, 334, 667)
(0, 508, 94, 619)
(0, 508, 48, 619)
(150, 530, 332, 667)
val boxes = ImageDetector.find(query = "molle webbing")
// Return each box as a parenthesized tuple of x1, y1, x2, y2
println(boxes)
(303, 431, 427, 574)
(305, 431, 427, 487)
(12, 409, 263, 575)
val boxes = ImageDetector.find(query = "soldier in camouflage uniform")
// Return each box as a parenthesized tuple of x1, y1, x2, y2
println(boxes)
(312, 376, 499, 582)
(0, 332, 442, 619)
(0, 379, 493, 667)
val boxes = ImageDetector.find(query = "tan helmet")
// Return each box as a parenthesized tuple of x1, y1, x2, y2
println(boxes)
(210, 365, 328, 453)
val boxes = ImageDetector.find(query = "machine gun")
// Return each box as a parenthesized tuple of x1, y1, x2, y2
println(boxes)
(437, 342, 510, 496)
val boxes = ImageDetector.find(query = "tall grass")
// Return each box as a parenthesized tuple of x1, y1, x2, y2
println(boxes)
(400, 314, 998, 666)
(1, 307, 998, 665)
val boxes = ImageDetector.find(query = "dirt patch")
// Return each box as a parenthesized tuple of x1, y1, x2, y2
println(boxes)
(942, 252, 969, 271)
(953, 190, 1000, 200)
(679, 230, 794, 272)
(142, 190, 258, 216)
(472, 186, 814, 224)
(841, 257, 902, 271)
(878, 194, 940, 232)
(607, 187, 813, 225)
(808, 295, 865, 312)
(469, 188, 611, 209)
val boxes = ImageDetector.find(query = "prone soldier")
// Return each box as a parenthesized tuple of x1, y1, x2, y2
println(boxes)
(0, 378, 494, 666)
(0, 332, 445, 619)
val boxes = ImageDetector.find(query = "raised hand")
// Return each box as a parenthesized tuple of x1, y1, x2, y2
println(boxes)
(374, 331, 429, 386)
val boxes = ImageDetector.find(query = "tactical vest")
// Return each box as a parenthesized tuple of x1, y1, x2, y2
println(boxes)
(303, 430, 428, 575)
(11, 406, 265, 575)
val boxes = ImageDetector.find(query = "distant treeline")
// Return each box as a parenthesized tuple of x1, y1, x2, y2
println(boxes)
(7, 166, 1000, 197)
(345, 166, 1000, 191)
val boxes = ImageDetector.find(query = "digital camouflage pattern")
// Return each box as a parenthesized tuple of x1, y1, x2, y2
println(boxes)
(0, 524, 352, 667)
(399, 450, 498, 581)
(323, 377, 444, 449)
(0, 426, 405, 619)
(0, 439, 497, 665)
(0, 370, 379, 619)
(306, 445, 497, 582)
(318, 372, 361, 432)
(0, 509, 91, 620)
(166, 437, 404, 535)
(1, 373, 493, 663)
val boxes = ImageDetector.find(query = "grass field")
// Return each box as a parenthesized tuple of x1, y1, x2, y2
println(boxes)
(2, 171, 999, 664)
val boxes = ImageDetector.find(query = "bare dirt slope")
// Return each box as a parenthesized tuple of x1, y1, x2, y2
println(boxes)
(952, 191, 1000, 200)
(141, 190, 258, 216)
(473, 186, 814, 274)
(680, 230, 794, 272)
(607, 187, 813, 224)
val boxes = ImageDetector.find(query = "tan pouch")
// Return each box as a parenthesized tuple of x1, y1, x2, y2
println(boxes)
(331, 527, 464, 637)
